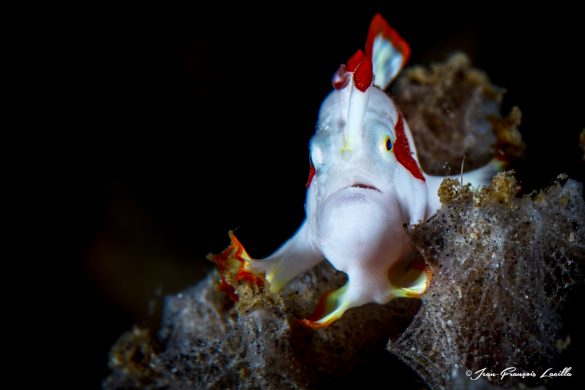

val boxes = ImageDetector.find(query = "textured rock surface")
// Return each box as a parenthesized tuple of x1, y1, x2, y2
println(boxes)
(389, 174, 585, 389)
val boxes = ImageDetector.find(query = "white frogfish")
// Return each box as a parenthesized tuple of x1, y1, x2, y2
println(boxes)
(209, 14, 502, 328)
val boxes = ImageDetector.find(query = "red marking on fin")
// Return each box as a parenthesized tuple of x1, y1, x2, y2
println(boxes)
(306, 161, 315, 188)
(346, 49, 365, 72)
(298, 288, 337, 329)
(394, 114, 425, 181)
(353, 56, 373, 92)
(235, 267, 263, 284)
(305, 289, 333, 322)
(207, 231, 264, 302)
(298, 318, 333, 330)
(216, 279, 238, 302)
(365, 13, 411, 66)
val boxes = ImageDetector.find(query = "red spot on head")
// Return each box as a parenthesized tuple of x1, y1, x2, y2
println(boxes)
(344, 50, 373, 92)
(306, 161, 316, 188)
(394, 114, 425, 181)
(353, 56, 373, 92)
(365, 13, 411, 66)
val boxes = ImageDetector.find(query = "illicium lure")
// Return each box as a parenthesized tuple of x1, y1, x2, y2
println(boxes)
(210, 14, 500, 328)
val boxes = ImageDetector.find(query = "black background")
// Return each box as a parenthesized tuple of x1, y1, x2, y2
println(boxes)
(35, 1, 584, 388)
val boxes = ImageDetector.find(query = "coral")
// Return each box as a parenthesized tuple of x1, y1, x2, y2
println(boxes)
(104, 174, 584, 389)
(388, 173, 585, 389)
(106, 326, 161, 387)
(394, 53, 525, 174)
(104, 263, 424, 389)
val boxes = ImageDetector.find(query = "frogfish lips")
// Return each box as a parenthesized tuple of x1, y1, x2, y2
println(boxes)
(349, 183, 381, 192)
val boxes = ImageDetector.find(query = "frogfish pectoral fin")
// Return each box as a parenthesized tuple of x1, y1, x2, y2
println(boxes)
(301, 263, 432, 329)
(300, 284, 352, 329)
(207, 230, 265, 302)
(387, 262, 431, 299)
(252, 221, 325, 293)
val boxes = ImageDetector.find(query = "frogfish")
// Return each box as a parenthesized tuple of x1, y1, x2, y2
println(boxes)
(209, 14, 501, 329)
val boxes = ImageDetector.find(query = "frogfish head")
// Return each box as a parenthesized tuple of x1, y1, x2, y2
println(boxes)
(305, 14, 417, 257)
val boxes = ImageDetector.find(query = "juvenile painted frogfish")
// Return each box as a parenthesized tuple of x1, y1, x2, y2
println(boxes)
(209, 14, 501, 329)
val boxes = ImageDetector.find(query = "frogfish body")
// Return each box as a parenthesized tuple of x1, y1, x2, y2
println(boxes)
(209, 14, 501, 328)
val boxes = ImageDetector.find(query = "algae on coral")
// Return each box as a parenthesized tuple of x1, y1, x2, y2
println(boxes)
(389, 174, 584, 389)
